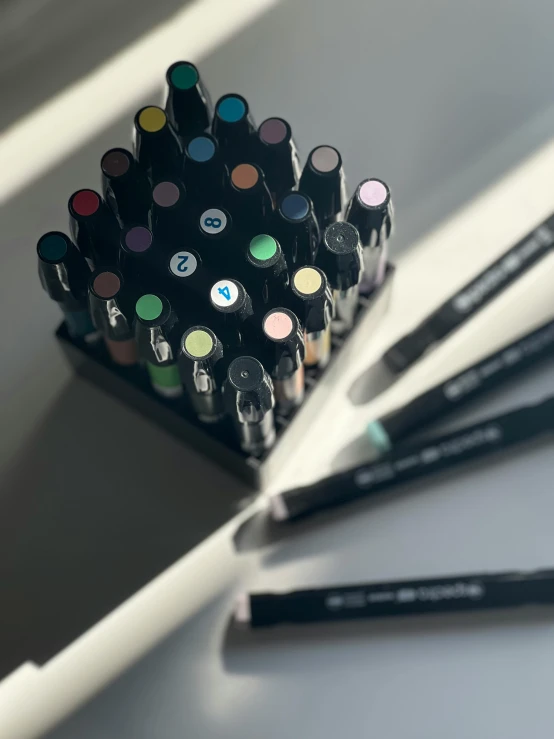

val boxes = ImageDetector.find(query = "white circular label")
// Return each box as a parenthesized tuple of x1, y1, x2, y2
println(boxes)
(210, 279, 239, 308)
(200, 208, 227, 235)
(169, 250, 198, 278)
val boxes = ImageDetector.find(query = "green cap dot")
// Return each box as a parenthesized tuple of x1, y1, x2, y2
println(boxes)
(170, 63, 199, 90)
(249, 234, 277, 262)
(136, 294, 163, 321)
(185, 329, 214, 358)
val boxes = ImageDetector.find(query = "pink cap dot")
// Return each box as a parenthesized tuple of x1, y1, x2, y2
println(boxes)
(359, 180, 388, 207)
(264, 311, 293, 340)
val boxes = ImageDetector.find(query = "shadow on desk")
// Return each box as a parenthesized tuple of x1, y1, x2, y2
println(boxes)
(0, 376, 251, 681)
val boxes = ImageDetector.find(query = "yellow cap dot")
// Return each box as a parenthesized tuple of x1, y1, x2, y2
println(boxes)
(138, 106, 167, 133)
(294, 267, 322, 295)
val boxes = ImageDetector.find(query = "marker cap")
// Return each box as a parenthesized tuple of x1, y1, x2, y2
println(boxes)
(291, 266, 334, 333)
(134, 293, 179, 366)
(318, 221, 363, 291)
(262, 307, 305, 378)
(299, 145, 347, 229)
(224, 356, 275, 416)
(212, 94, 256, 165)
(209, 278, 252, 320)
(183, 133, 228, 198)
(345, 178, 393, 248)
(37, 231, 91, 309)
(133, 105, 183, 181)
(68, 188, 120, 267)
(164, 61, 213, 140)
(275, 190, 320, 266)
(88, 268, 134, 341)
(100, 147, 152, 227)
(257, 117, 301, 198)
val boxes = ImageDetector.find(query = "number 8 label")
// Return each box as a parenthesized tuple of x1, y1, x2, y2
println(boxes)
(200, 208, 227, 235)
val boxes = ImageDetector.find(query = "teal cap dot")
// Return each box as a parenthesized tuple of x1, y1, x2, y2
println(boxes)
(217, 96, 246, 123)
(366, 421, 392, 453)
(249, 234, 277, 262)
(136, 294, 163, 321)
(187, 136, 215, 162)
(38, 233, 68, 262)
(170, 63, 199, 90)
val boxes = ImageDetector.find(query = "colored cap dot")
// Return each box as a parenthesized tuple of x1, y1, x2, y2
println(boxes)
(249, 234, 277, 261)
(170, 62, 199, 90)
(259, 118, 288, 145)
(264, 311, 294, 340)
(125, 226, 152, 253)
(71, 190, 100, 217)
(310, 146, 340, 173)
(359, 179, 388, 207)
(293, 267, 322, 296)
(153, 181, 180, 207)
(281, 192, 309, 221)
(187, 136, 216, 162)
(138, 107, 167, 133)
(136, 294, 163, 321)
(231, 163, 259, 190)
(93, 271, 121, 299)
(101, 150, 130, 177)
(217, 96, 246, 123)
(185, 329, 214, 358)
(38, 233, 68, 262)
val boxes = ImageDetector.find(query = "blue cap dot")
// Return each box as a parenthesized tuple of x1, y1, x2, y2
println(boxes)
(38, 233, 68, 261)
(217, 96, 246, 123)
(187, 136, 216, 162)
(281, 193, 309, 221)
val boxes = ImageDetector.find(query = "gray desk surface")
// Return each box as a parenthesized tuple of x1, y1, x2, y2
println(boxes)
(2, 0, 554, 735)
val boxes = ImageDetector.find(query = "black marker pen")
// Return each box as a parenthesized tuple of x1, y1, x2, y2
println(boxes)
(164, 61, 212, 143)
(151, 179, 191, 250)
(270, 396, 554, 521)
(244, 234, 289, 309)
(101, 147, 152, 227)
(235, 568, 554, 628)
(345, 178, 393, 293)
(183, 133, 228, 205)
(317, 221, 363, 334)
(133, 105, 183, 181)
(68, 188, 120, 268)
(228, 163, 273, 237)
(367, 318, 554, 454)
(299, 145, 347, 230)
(179, 326, 225, 423)
(88, 269, 138, 366)
(209, 278, 254, 349)
(134, 293, 183, 399)
(262, 308, 305, 415)
(291, 266, 333, 369)
(212, 94, 256, 167)
(223, 356, 276, 456)
(37, 231, 97, 341)
(275, 191, 320, 268)
(195, 206, 235, 275)
(119, 225, 158, 284)
(257, 117, 301, 201)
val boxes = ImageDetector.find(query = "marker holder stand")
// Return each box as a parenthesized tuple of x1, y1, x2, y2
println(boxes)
(57, 265, 394, 489)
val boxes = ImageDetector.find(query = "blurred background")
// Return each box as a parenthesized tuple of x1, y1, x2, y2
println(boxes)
(2, 0, 554, 730)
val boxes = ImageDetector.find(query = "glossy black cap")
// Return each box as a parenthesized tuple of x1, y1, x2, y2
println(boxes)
(134, 293, 179, 365)
(257, 117, 301, 199)
(345, 178, 393, 248)
(262, 307, 305, 378)
(299, 145, 347, 229)
(275, 190, 320, 266)
(101, 148, 152, 227)
(164, 61, 213, 141)
(37, 231, 90, 309)
(212, 94, 256, 166)
(88, 268, 133, 341)
(68, 189, 120, 267)
(133, 106, 183, 181)
(318, 221, 363, 291)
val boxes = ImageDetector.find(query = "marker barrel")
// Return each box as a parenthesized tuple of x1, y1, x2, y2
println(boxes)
(262, 308, 305, 414)
(68, 189, 120, 268)
(101, 147, 152, 227)
(299, 145, 347, 230)
(291, 266, 333, 368)
(223, 356, 276, 456)
(257, 118, 301, 201)
(179, 326, 225, 423)
(275, 191, 320, 268)
(212, 94, 256, 166)
(134, 293, 183, 398)
(133, 106, 183, 181)
(240, 568, 554, 628)
(88, 269, 138, 365)
(164, 61, 213, 142)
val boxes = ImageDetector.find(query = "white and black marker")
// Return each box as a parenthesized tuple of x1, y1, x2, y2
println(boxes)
(262, 308, 305, 415)
(270, 396, 554, 521)
(317, 221, 363, 334)
(179, 326, 225, 423)
(367, 318, 554, 454)
(223, 356, 276, 456)
(345, 178, 393, 293)
(209, 278, 254, 348)
(235, 568, 554, 628)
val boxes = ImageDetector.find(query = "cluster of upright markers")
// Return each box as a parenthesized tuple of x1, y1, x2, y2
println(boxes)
(37, 61, 393, 457)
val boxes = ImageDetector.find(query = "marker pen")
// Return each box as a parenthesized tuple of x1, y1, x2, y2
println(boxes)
(88, 269, 138, 366)
(195, 206, 235, 274)
(345, 178, 393, 292)
(223, 356, 276, 456)
(299, 145, 347, 230)
(228, 163, 273, 236)
(179, 326, 225, 423)
(134, 293, 183, 399)
(244, 234, 289, 309)
(209, 278, 254, 349)
(37, 231, 97, 341)
(68, 188, 120, 268)
(119, 225, 157, 283)
(262, 308, 305, 414)
(270, 396, 554, 522)
(164, 61, 212, 143)
(366, 318, 554, 454)
(165, 246, 213, 319)
(100, 147, 152, 227)
(317, 221, 363, 334)
(183, 134, 228, 204)
(151, 179, 191, 249)
(235, 567, 554, 629)
(291, 266, 333, 369)
(257, 117, 301, 201)
(212, 94, 256, 167)
(275, 191, 320, 268)
(133, 105, 183, 181)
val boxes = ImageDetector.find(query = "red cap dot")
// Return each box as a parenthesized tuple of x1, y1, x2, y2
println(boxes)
(71, 190, 100, 217)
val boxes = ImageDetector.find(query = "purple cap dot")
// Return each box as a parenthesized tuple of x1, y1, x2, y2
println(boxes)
(153, 181, 180, 207)
(125, 226, 153, 252)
